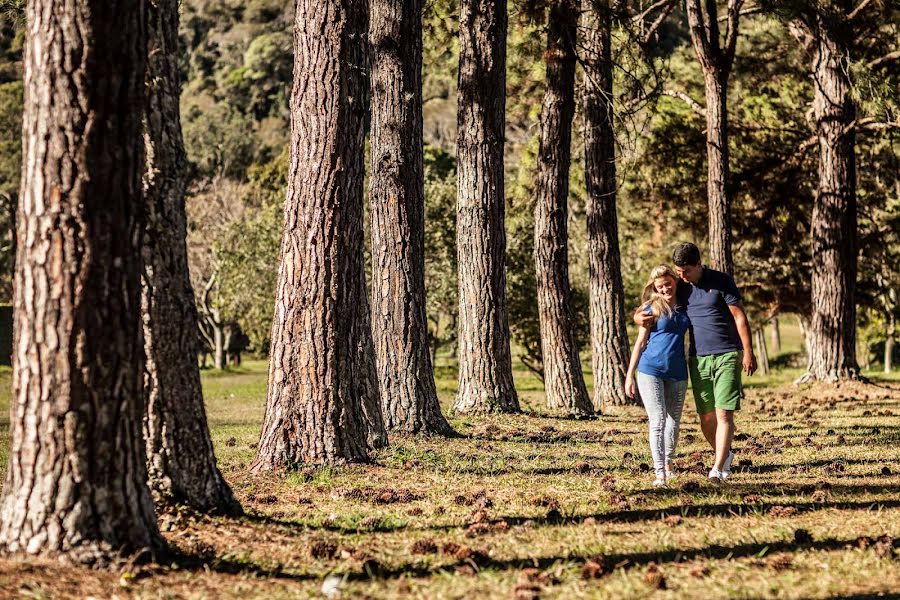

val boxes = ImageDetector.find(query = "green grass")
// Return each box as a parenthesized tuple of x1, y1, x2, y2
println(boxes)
(1, 342, 900, 598)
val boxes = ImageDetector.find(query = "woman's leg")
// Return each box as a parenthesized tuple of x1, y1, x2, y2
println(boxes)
(636, 373, 666, 479)
(663, 379, 688, 469)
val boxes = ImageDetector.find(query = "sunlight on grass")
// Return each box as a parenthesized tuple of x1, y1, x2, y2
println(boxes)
(1, 334, 900, 598)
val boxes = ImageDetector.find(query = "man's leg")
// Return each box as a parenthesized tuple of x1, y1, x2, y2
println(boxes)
(699, 410, 717, 449)
(689, 356, 717, 451)
(712, 352, 742, 475)
(713, 408, 734, 471)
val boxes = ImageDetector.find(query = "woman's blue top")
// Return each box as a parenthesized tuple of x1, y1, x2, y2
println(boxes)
(637, 304, 690, 381)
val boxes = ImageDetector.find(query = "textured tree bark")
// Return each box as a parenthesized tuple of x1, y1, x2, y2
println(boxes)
(252, 0, 387, 470)
(685, 0, 741, 275)
(534, 0, 593, 417)
(0, 0, 164, 564)
(453, 0, 520, 414)
(369, 0, 454, 435)
(142, 0, 240, 515)
(770, 316, 781, 354)
(581, 0, 631, 409)
(702, 73, 733, 274)
(794, 8, 860, 382)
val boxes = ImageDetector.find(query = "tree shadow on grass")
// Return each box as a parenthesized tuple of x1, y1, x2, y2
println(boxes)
(165, 547, 316, 582)
(231, 496, 900, 537)
(487, 498, 900, 529)
(169, 533, 899, 584)
(742, 457, 895, 474)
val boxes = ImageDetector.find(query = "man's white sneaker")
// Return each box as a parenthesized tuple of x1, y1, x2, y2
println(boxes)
(722, 450, 735, 477)
(708, 468, 724, 481)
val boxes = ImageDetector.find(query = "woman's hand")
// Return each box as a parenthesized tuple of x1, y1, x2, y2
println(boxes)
(625, 374, 636, 399)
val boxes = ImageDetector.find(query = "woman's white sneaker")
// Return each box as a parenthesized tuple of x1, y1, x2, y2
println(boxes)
(708, 468, 724, 481)
(652, 477, 667, 488)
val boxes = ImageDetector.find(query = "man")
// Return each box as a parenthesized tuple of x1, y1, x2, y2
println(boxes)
(635, 242, 756, 481)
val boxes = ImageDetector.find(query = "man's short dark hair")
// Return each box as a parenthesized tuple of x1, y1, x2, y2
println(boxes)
(672, 242, 701, 267)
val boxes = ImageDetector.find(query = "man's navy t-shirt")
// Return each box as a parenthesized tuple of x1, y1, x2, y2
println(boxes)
(675, 268, 742, 357)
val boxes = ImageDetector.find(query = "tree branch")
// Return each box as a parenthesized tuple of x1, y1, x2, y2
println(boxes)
(639, 0, 676, 45)
(662, 89, 707, 117)
(868, 50, 900, 70)
(847, 0, 875, 21)
(685, 0, 713, 64)
(632, 0, 673, 23)
(201, 271, 221, 326)
(854, 118, 900, 132)
(717, 4, 762, 22)
(723, 0, 745, 64)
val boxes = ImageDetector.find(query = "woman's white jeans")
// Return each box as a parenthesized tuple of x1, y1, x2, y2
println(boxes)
(636, 373, 687, 478)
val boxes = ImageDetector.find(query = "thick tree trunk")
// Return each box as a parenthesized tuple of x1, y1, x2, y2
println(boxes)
(0, 0, 163, 563)
(453, 0, 520, 414)
(582, 0, 631, 409)
(369, 0, 454, 435)
(142, 0, 240, 515)
(534, 0, 593, 417)
(702, 73, 733, 274)
(770, 316, 781, 354)
(253, 0, 387, 470)
(685, 0, 740, 276)
(797, 12, 859, 382)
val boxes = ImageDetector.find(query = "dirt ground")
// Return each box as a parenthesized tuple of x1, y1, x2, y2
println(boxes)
(1, 371, 899, 599)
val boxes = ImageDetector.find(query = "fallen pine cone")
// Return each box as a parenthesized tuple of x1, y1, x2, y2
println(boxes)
(643, 562, 666, 590)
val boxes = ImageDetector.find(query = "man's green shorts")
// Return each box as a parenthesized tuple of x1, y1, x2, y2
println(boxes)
(689, 351, 743, 414)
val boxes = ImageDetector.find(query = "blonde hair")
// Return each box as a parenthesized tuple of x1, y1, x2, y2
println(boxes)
(640, 265, 678, 322)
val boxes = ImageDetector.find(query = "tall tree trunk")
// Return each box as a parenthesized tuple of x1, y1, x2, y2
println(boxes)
(369, 0, 454, 435)
(214, 324, 226, 369)
(702, 72, 733, 274)
(883, 290, 895, 373)
(253, 0, 387, 470)
(453, 0, 520, 414)
(0, 0, 163, 563)
(534, 0, 593, 417)
(770, 316, 781, 354)
(754, 328, 770, 375)
(142, 0, 240, 515)
(793, 8, 859, 382)
(582, 0, 630, 409)
(685, 0, 742, 275)
(886, 330, 894, 373)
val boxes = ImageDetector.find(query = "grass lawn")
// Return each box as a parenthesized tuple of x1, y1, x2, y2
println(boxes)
(1, 325, 899, 598)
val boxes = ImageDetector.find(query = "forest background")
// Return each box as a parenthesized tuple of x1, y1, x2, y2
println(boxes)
(0, 0, 897, 376)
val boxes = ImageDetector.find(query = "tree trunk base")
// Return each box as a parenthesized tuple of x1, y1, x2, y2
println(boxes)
(451, 395, 520, 415)
(794, 367, 861, 385)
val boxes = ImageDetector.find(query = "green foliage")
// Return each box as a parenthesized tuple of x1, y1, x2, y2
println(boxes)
(216, 201, 282, 354)
(214, 149, 288, 354)
(0, 11, 21, 303)
(423, 146, 459, 356)
(182, 100, 261, 180)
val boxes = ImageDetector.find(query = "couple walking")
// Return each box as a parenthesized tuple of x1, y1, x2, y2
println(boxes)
(624, 242, 757, 487)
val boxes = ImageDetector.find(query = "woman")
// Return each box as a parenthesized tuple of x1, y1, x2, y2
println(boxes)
(625, 265, 690, 487)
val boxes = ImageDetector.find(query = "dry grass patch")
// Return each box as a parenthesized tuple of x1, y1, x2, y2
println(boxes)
(1, 366, 899, 598)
